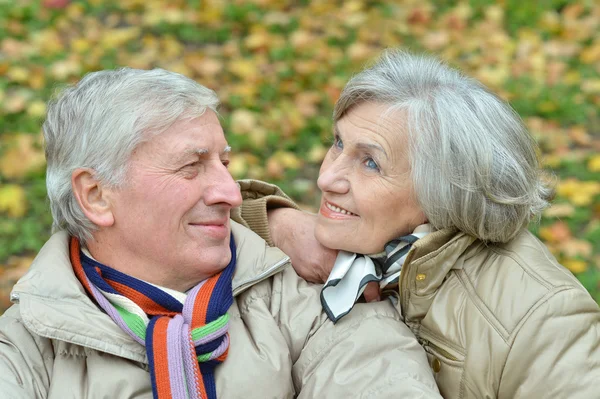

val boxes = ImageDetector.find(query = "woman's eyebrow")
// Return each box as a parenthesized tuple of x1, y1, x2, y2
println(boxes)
(334, 124, 388, 160)
(356, 142, 388, 160)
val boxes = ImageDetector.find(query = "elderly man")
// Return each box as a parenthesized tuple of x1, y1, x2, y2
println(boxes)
(0, 68, 440, 398)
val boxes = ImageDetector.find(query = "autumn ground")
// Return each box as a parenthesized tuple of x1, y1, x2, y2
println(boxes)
(0, 0, 599, 313)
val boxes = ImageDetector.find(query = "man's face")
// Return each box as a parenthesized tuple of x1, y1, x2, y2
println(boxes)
(106, 110, 242, 289)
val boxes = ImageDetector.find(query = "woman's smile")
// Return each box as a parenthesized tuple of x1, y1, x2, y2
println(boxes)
(319, 200, 358, 219)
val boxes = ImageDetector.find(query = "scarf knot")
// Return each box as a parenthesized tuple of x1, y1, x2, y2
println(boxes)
(320, 224, 432, 323)
(70, 236, 236, 399)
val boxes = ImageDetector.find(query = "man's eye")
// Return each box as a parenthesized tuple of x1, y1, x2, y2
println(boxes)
(222, 160, 230, 168)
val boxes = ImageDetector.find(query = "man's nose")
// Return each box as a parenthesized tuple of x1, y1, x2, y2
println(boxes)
(205, 163, 243, 208)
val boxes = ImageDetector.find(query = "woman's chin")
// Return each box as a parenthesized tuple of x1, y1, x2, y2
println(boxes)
(315, 228, 377, 254)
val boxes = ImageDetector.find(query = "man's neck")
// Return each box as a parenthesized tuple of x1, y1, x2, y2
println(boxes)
(85, 236, 200, 292)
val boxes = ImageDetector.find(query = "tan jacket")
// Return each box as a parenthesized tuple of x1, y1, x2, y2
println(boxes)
(0, 221, 440, 398)
(236, 179, 600, 399)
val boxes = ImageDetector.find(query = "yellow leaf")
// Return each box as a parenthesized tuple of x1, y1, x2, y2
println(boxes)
(0, 134, 46, 179)
(51, 58, 82, 80)
(0, 184, 27, 218)
(588, 155, 600, 172)
(72, 38, 91, 53)
(559, 239, 593, 258)
(563, 71, 581, 85)
(542, 154, 562, 168)
(101, 27, 141, 49)
(289, 30, 314, 50)
(347, 42, 374, 61)
(6, 66, 29, 83)
(248, 127, 267, 149)
(581, 79, 600, 94)
(230, 109, 257, 135)
(571, 192, 593, 206)
(228, 155, 248, 179)
(228, 59, 259, 81)
(244, 30, 270, 51)
(543, 203, 575, 218)
(274, 151, 302, 169)
(537, 100, 558, 113)
(562, 259, 588, 274)
(27, 101, 47, 118)
(308, 144, 328, 163)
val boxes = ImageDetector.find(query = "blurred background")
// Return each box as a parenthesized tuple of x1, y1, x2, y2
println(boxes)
(0, 0, 599, 313)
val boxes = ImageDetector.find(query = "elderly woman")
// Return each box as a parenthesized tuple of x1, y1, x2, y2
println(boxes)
(237, 51, 600, 398)
(0, 68, 441, 398)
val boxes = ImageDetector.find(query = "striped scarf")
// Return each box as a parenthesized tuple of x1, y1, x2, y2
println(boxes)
(69, 236, 236, 399)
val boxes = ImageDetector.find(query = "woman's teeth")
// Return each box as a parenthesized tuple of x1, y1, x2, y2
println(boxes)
(326, 202, 356, 216)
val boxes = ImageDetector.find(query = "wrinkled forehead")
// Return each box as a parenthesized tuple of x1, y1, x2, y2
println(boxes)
(336, 102, 409, 145)
(133, 111, 228, 160)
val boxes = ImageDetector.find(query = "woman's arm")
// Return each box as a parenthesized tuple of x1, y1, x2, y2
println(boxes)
(233, 179, 337, 283)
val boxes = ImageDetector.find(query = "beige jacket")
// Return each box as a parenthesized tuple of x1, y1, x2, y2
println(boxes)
(0, 221, 440, 398)
(236, 179, 600, 399)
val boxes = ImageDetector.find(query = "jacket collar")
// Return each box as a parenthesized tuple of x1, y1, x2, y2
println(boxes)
(10, 221, 289, 363)
(401, 228, 479, 321)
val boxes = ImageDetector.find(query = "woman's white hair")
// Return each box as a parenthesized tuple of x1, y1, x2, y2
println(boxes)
(334, 50, 553, 243)
(43, 68, 219, 242)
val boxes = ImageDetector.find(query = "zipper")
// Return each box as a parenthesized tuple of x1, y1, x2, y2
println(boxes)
(419, 329, 464, 362)
(421, 338, 460, 362)
(399, 247, 417, 316)
(232, 256, 290, 296)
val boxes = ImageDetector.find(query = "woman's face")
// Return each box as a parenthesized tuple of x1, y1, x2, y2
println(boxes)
(315, 102, 427, 254)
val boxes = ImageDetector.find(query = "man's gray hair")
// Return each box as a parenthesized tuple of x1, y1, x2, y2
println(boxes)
(43, 68, 219, 242)
(334, 50, 553, 243)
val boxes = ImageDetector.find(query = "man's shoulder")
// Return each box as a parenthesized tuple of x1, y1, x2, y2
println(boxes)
(231, 221, 291, 295)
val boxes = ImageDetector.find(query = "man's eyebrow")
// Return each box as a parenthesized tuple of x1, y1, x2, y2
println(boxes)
(175, 146, 231, 164)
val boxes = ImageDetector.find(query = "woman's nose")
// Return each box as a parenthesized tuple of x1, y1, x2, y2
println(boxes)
(317, 156, 350, 194)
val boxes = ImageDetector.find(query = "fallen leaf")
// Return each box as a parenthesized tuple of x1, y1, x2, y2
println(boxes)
(230, 109, 258, 135)
(543, 203, 575, 218)
(0, 134, 46, 179)
(0, 185, 28, 218)
(563, 259, 588, 274)
(588, 155, 600, 172)
(559, 239, 593, 258)
(539, 221, 572, 243)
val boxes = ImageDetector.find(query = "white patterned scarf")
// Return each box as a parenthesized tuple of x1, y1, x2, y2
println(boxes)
(320, 224, 433, 323)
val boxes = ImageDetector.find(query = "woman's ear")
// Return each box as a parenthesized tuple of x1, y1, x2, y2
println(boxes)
(71, 168, 115, 227)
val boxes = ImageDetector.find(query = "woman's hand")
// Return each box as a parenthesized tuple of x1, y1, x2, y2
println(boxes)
(268, 208, 337, 283)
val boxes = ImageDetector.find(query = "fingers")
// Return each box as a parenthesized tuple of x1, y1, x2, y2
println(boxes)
(363, 282, 381, 303)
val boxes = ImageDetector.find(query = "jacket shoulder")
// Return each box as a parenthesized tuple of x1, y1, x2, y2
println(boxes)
(460, 230, 591, 337)
(0, 304, 54, 398)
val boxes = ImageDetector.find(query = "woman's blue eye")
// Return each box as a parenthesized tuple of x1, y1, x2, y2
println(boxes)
(365, 158, 379, 170)
(334, 136, 343, 149)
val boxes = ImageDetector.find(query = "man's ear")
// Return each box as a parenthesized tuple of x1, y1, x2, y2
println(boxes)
(71, 168, 115, 227)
